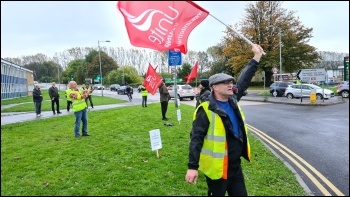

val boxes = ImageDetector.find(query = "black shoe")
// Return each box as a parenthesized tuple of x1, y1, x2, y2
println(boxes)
(82, 134, 90, 136)
(53, 112, 56, 115)
(162, 118, 168, 121)
(57, 112, 62, 114)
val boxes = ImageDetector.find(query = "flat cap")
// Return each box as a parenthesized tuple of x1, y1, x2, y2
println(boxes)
(209, 73, 234, 86)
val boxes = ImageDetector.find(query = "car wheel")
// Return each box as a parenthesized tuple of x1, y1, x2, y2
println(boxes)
(341, 90, 349, 98)
(286, 93, 294, 99)
(190, 96, 194, 100)
(178, 95, 183, 101)
(316, 93, 323, 100)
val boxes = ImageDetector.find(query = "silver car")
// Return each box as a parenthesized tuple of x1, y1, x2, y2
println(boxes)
(285, 84, 335, 100)
(337, 81, 349, 98)
(169, 85, 195, 101)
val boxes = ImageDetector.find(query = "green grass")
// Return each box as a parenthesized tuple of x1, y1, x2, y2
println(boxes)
(1, 90, 67, 106)
(1, 95, 127, 113)
(1, 103, 307, 196)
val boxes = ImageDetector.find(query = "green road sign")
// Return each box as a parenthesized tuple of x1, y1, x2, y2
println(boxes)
(165, 78, 182, 83)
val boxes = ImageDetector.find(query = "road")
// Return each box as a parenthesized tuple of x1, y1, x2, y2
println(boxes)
(241, 99, 349, 196)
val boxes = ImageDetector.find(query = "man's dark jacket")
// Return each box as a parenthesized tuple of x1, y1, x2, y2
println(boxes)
(33, 88, 43, 102)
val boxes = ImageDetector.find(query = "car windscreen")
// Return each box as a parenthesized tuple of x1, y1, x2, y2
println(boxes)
(179, 85, 192, 90)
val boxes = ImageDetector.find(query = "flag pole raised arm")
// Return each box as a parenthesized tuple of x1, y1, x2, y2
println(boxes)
(208, 13, 266, 55)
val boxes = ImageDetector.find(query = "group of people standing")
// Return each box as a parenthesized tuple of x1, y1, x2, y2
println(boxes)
(32, 43, 264, 196)
(33, 82, 94, 137)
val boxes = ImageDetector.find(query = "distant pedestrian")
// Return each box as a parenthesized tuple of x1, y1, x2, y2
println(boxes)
(33, 85, 43, 117)
(65, 85, 73, 112)
(85, 83, 94, 108)
(48, 82, 61, 114)
(140, 83, 148, 107)
(195, 79, 211, 108)
(159, 79, 170, 120)
(125, 84, 133, 102)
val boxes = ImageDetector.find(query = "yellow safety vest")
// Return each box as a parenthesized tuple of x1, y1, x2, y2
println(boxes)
(195, 101, 251, 180)
(65, 89, 72, 101)
(66, 89, 87, 112)
(141, 86, 148, 96)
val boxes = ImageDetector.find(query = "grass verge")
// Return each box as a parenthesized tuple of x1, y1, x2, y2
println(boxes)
(1, 103, 307, 196)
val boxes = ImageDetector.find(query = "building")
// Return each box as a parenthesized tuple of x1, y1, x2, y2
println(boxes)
(1, 58, 34, 100)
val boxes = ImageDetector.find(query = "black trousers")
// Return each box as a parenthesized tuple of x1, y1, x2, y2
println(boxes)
(142, 96, 148, 107)
(67, 100, 73, 111)
(85, 95, 93, 108)
(51, 97, 60, 113)
(160, 101, 168, 118)
(205, 165, 247, 196)
(34, 101, 42, 115)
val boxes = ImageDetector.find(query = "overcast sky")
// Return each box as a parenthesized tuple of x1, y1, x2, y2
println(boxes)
(1, 1, 349, 59)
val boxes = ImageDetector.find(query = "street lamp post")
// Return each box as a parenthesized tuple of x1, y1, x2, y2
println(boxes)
(98, 40, 110, 97)
(267, 25, 282, 81)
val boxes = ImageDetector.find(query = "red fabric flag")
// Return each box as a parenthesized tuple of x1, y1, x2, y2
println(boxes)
(186, 61, 198, 84)
(143, 63, 163, 95)
(117, 1, 209, 54)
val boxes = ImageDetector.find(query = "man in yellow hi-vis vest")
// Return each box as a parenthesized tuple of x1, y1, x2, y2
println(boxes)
(67, 81, 90, 138)
(140, 83, 148, 107)
(185, 44, 264, 196)
(65, 87, 73, 112)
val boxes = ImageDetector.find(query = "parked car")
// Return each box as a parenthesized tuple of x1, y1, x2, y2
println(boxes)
(93, 84, 105, 90)
(269, 81, 295, 97)
(169, 85, 195, 100)
(285, 84, 335, 100)
(337, 81, 349, 98)
(117, 86, 134, 95)
(110, 84, 121, 91)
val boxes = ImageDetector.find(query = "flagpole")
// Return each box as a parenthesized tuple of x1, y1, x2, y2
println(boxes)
(208, 13, 266, 55)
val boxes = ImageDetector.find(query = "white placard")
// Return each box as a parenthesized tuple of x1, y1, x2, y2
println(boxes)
(177, 109, 181, 121)
(149, 129, 162, 151)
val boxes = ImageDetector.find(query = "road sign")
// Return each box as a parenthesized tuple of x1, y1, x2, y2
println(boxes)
(171, 68, 177, 75)
(168, 50, 182, 66)
(296, 68, 326, 82)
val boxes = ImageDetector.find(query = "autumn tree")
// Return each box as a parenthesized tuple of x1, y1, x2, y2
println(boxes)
(222, 1, 321, 85)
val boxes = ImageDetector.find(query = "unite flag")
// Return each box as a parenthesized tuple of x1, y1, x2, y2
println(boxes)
(186, 61, 198, 84)
(143, 63, 163, 95)
(117, 1, 209, 54)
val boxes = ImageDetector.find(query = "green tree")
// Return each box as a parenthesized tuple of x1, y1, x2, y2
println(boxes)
(177, 63, 192, 81)
(222, 1, 321, 85)
(84, 50, 119, 82)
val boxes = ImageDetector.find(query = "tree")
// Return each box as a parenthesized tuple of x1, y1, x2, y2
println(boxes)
(221, 1, 321, 85)
(177, 63, 192, 81)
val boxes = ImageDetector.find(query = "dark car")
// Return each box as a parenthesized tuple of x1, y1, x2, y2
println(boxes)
(117, 86, 134, 95)
(110, 84, 121, 91)
(269, 81, 295, 97)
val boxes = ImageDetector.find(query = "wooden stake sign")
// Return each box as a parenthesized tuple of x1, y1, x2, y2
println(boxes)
(149, 129, 162, 158)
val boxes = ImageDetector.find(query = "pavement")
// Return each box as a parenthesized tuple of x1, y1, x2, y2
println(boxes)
(1, 93, 347, 126)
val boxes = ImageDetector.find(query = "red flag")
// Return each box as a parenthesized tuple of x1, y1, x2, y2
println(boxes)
(186, 61, 198, 84)
(117, 1, 209, 54)
(143, 63, 163, 95)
